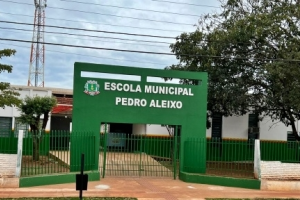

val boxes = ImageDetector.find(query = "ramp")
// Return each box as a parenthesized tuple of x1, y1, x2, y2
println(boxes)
(0, 154, 17, 177)
(0, 154, 19, 188)
(50, 151, 175, 177)
(99, 152, 173, 177)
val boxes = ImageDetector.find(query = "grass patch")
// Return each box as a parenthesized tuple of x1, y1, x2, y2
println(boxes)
(21, 155, 69, 177)
(0, 198, 137, 200)
(157, 158, 254, 179)
(206, 161, 254, 179)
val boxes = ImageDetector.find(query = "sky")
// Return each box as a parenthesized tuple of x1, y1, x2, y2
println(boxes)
(0, 0, 221, 89)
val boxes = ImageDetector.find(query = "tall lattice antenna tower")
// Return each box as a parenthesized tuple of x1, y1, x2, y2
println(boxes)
(28, 0, 47, 87)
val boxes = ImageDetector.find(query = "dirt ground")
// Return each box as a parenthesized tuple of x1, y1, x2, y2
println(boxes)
(206, 161, 254, 178)
(21, 155, 69, 176)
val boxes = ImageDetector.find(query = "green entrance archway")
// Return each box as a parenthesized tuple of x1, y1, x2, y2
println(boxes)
(71, 62, 208, 177)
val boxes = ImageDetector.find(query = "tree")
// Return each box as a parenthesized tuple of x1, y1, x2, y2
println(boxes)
(0, 49, 21, 108)
(167, 0, 300, 139)
(18, 96, 57, 161)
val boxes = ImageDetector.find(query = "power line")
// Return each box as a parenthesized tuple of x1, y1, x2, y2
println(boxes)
(1, 37, 300, 63)
(0, 26, 172, 45)
(0, 42, 169, 66)
(0, 21, 254, 46)
(0, 26, 256, 50)
(49, 7, 194, 26)
(0, 0, 196, 26)
(0, 20, 175, 39)
(0, 27, 170, 47)
(0, 12, 186, 33)
(0, 37, 176, 55)
(60, 0, 200, 17)
(151, 0, 220, 8)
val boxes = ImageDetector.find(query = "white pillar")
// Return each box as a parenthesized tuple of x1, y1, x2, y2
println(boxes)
(254, 139, 261, 179)
(15, 130, 24, 177)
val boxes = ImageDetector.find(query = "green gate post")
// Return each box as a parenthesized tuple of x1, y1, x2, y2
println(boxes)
(70, 131, 99, 172)
(102, 123, 108, 178)
(139, 134, 143, 177)
(173, 126, 178, 180)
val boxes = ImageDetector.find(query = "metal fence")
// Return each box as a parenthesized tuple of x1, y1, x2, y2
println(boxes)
(21, 131, 69, 177)
(99, 133, 179, 178)
(183, 138, 255, 179)
(0, 130, 17, 154)
(20, 131, 97, 177)
(260, 140, 300, 163)
(2, 129, 300, 179)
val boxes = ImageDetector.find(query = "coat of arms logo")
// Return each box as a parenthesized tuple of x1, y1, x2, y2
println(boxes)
(84, 80, 100, 96)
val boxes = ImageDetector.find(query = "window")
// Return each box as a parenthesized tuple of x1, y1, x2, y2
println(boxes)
(248, 114, 259, 139)
(211, 113, 222, 156)
(287, 131, 299, 148)
(248, 114, 259, 147)
(14, 118, 29, 137)
(211, 113, 222, 139)
(0, 117, 12, 137)
(248, 113, 259, 128)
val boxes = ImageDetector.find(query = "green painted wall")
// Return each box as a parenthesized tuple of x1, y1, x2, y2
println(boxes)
(260, 141, 300, 162)
(0, 136, 18, 154)
(22, 135, 50, 156)
(0, 133, 50, 155)
(206, 139, 254, 162)
(20, 171, 100, 187)
(70, 132, 98, 171)
(135, 137, 300, 163)
(180, 172, 261, 189)
(72, 63, 208, 174)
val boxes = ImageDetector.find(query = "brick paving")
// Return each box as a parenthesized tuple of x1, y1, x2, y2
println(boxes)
(1, 177, 300, 199)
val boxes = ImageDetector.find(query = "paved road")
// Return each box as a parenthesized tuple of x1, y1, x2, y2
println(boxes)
(1, 177, 300, 199)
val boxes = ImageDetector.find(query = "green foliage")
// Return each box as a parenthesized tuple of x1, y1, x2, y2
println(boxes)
(18, 96, 57, 131)
(168, 0, 300, 139)
(0, 49, 21, 108)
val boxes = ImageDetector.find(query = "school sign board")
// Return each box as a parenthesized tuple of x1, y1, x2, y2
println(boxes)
(71, 62, 208, 174)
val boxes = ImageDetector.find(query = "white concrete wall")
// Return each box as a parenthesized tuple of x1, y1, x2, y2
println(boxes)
(145, 114, 300, 142)
(146, 124, 169, 136)
(259, 116, 300, 141)
(0, 88, 52, 131)
(222, 115, 248, 139)
(205, 116, 248, 139)
(132, 124, 146, 135)
(205, 114, 300, 141)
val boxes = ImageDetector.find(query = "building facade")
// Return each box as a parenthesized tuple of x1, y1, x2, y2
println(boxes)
(0, 85, 297, 142)
(0, 85, 72, 136)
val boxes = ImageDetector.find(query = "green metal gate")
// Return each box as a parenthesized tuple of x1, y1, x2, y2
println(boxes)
(99, 132, 179, 178)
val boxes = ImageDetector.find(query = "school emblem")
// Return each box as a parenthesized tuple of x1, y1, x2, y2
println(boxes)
(84, 80, 100, 96)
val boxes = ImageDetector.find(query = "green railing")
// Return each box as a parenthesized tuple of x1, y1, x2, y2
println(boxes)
(70, 131, 98, 172)
(260, 140, 300, 163)
(184, 138, 255, 179)
(2, 129, 300, 178)
(0, 131, 18, 154)
(21, 131, 97, 177)
(21, 131, 68, 177)
(207, 138, 254, 162)
(99, 133, 179, 178)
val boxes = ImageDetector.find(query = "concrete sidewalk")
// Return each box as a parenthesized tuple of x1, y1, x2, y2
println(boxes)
(1, 177, 300, 199)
